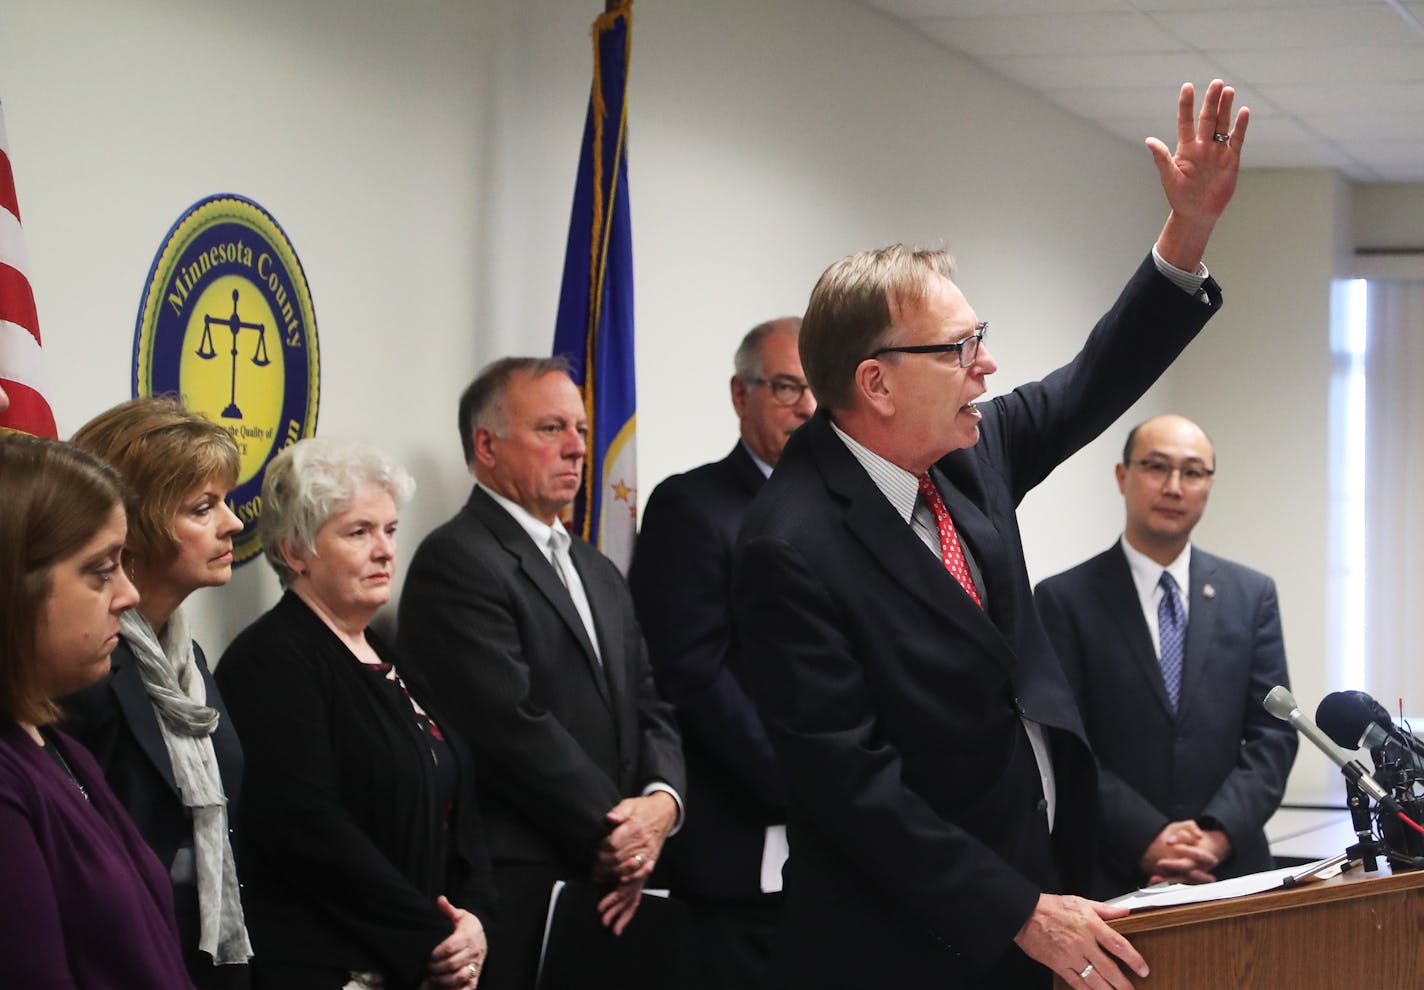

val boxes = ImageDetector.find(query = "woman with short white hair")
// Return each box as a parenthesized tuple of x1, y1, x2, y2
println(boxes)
(218, 437, 495, 990)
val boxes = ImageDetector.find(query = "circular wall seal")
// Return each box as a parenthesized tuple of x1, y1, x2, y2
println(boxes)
(133, 194, 320, 567)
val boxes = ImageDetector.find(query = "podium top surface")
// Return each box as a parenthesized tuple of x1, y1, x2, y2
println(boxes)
(1111, 863, 1424, 935)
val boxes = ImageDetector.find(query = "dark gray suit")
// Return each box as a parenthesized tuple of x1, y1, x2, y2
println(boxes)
(398, 486, 685, 989)
(1035, 544, 1298, 899)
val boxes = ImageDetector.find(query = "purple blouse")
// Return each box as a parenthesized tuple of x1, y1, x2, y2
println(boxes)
(0, 721, 194, 989)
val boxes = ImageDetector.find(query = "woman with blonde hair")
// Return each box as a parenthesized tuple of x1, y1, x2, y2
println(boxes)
(0, 434, 192, 987)
(65, 395, 252, 988)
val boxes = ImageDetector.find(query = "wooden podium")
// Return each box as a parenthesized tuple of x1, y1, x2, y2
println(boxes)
(1052, 866, 1424, 988)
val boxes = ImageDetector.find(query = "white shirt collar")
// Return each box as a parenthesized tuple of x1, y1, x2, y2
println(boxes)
(1120, 534, 1191, 608)
(478, 482, 570, 556)
(741, 440, 774, 479)
(829, 421, 921, 525)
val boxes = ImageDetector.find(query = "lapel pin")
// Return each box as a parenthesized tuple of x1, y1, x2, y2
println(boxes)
(1203, 583, 1216, 599)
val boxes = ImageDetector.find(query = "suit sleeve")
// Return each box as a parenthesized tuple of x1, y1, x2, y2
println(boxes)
(734, 534, 1040, 969)
(398, 531, 624, 870)
(1199, 577, 1298, 845)
(631, 482, 783, 810)
(976, 255, 1220, 504)
(1035, 580, 1168, 872)
(216, 636, 452, 988)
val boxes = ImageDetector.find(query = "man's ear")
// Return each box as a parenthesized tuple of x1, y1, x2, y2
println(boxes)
(1115, 461, 1128, 495)
(472, 427, 498, 470)
(853, 359, 894, 417)
(730, 375, 749, 419)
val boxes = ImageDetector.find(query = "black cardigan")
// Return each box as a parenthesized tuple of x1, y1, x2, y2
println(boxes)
(217, 592, 496, 988)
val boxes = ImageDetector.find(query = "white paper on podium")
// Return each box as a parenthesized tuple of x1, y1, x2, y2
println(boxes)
(1107, 856, 1347, 911)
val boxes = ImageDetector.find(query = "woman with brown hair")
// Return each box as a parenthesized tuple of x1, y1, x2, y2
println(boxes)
(0, 434, 193, 987)
(65, 396, 252, 987)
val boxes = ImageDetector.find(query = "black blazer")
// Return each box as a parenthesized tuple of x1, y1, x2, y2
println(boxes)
(731, 255, 1222, 989)
(1035, 543, 1298, 898)
(398, 487, 685, 875)
(629, 443, 784, 901)
(60, 635, 245, 974)
(216, 592, 495, 990)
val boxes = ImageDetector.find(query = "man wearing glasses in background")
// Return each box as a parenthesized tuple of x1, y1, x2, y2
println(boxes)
(731, 81, 1249, 990)
(1035, 414, 1297, 901)
(630, 317, 812, 990)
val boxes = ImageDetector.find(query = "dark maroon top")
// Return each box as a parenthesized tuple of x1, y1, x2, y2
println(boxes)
(0, 721, 194, 988)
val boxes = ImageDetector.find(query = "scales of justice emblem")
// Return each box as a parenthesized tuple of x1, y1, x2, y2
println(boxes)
(195, 288, 271, 419)
(133, 194, 320, 566)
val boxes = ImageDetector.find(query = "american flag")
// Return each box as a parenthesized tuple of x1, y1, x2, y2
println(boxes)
(0, 98, 57, 438)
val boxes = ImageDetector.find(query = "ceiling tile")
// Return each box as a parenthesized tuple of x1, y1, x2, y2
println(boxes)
(1310, 108, 1424, 139)
(915, 12, 1184, 56)
(858, 0, 1131, 15)
(845, 0, 1424, 178)
(991, 51, 1225, 89)
(1131, 0, 1381, 10)
(1213, 45, 1424, 84)
(1262, 80, 1424, 115)
(1151, 7, 1420, 50)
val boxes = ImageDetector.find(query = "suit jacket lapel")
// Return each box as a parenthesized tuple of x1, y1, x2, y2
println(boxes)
(1097, 546, 1177, 719)
(109, 648, 180, 796)
(570, 540, 623, 720)
(726, 442, 767, 499)
(1179, 551, 1218, 720)
(468, 490, 613, 711)
(808, 418, 1014, 665)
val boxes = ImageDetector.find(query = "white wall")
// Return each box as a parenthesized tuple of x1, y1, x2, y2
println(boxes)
(9, 0, 1411, 806)
(1, 0, 1166, 649)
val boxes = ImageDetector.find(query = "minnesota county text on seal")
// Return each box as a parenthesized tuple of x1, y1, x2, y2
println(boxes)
(133, 194, 320, 567)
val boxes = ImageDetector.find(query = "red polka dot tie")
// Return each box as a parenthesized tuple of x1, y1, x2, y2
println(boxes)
(917, 473, 982, 608)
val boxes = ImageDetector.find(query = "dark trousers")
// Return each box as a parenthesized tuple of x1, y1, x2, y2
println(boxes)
(682, 894, 781, 990)
(481, 862, 565, 990)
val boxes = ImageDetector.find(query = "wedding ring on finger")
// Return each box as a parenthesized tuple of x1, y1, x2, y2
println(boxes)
(1212, 132, 1230, 143)
(633, 853, 645, 866)
(1079, 963, 1095, 980)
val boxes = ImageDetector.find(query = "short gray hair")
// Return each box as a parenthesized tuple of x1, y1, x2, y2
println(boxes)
(733, 317, 802, 381)
(259, 436, 416, 587)
(458, 355, 573, 463)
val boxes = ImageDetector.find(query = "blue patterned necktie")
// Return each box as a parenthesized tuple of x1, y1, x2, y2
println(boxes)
(1157, 571, 1185, 711)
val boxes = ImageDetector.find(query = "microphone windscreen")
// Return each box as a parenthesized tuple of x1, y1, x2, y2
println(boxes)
(1315, 690, 1382, 750)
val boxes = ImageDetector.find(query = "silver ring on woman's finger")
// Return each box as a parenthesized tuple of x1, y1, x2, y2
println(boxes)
(1079, 963, 1095, 980)
(1213, 132, 1229, 143)
(468, 963, 480, 976)
(633, 853, 645, 866)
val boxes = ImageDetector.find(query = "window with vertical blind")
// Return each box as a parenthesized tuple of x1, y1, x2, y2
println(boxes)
(1330, 276, 1424, 720)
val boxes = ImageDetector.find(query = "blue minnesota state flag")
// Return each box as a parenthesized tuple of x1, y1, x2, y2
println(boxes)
(553, 0, 636, 571)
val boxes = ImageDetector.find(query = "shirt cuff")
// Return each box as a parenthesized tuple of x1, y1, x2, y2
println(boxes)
(1151, 243, 1210, 297)
(642, 782, 685, 835)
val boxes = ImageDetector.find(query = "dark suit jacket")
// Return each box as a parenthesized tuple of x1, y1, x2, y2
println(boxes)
(629, 442, 784, 901)
(397, 486, 685, 877)
(217, 592, 496, 989)
(60, 636, 245, 974)
(1034, 543, 1298, 898)
(731, 255, 1222, 989)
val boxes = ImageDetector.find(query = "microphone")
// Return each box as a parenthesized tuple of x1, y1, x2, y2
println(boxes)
(1263, 686, 1402, 814)
(1316, 690, 1424, 771)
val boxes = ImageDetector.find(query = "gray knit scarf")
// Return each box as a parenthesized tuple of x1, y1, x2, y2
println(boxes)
(120, 608, 252, 965)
